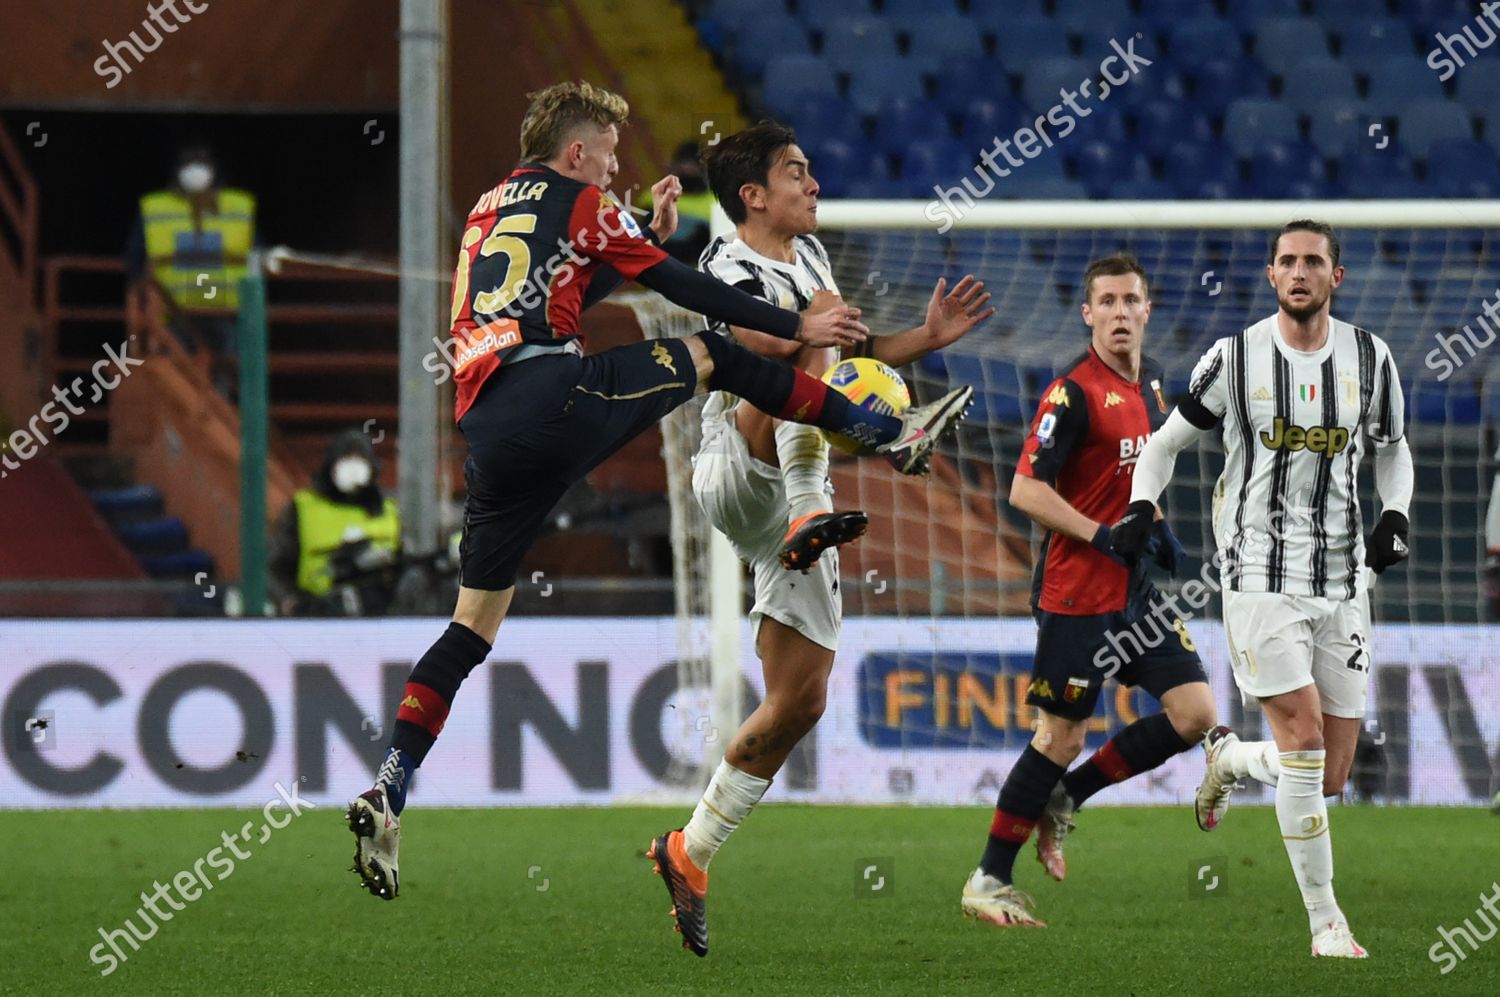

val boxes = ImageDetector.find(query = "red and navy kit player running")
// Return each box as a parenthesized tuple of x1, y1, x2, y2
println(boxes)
(960, 256, 1218, 927)
(346, 82, 973, 900)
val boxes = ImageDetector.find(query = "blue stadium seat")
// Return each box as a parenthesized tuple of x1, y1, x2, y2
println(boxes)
(1111, 178, 1175, 199)
(967, 0, 1046, 31)
(1167, 18, 1245, 72)
(1454, 59, 1500, 118)
(802, 138, 861, 197)
(797, 0, 871, 34)
(1405, 0, 1481, 37)
(1279, 58, 1358, 110)
(1250, 18, 1332, 78)
(1137, 0, 1203, 22)
(821, 17, 897, 73)
(1163, 140, 1238, 192)
(899, 140, 973, 198)
(780, 92, 863, 146)
(1335, 19, 1416, 78)
(869, 96, 953, 156)
(1188, 58, 1270, 115)
(731, 19, 810, 82)
(881, 0, 959, 22)
(704, 0, 775, 32)
(1396, 99, 1474, 158)
(1222, 98, 1300, 159)
(1068, 107, 1129, 146)
(1220, 0, 1299, 31)
(1427, 139, 1500, 198)
(759, 55, 839, 109)
(1128, 100, 1212, 158)
(1337, 148, 1423, 198)
(906, 16, 984, 63)
(957, 95, 1030, 151)
(1307, 100, 1373, 159)
(845, 175, 904, 198)
(1018, 57, 1091, 112)
(999, 176, 1089, 200)
(936, 57, 1010, 106)
(1248, 140, 1330, 197)
(1071, 141, 1153, 199)
(993, 16, 1073, 69)
(1365, 59, 1446, 105)
(846, 57, 928, 115)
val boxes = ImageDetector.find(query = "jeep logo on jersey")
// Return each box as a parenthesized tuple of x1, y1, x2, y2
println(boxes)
(1259, 417, 1350, 456)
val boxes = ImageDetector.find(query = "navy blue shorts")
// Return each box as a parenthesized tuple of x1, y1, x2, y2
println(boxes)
(1026, 587, 1207, 721)
(457, 338, 697, 590)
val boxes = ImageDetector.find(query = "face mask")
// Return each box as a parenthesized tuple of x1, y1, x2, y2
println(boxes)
(178, 162, 214, 193)
(331, 456, 372, 495)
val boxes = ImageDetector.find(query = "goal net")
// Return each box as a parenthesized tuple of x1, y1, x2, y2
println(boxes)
(629, 200, 1500, 807)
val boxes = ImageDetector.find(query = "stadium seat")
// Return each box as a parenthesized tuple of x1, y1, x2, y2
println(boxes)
(1137, 0, 1203, 22)
(1337, 148, 1423, 198)
(1167, 18, 1245, 72)
(1130, 99, 1213, 158)
(967, 0, 1046, 32)
(1427, 138, 1500, 198)
(1187, 58, 1271, 115)
(899, 140, 973, 198)
(730, 19, 810, 82)
(993, 16, 1073, 69)
(1250, 18, 1332, 78)
(1019, 57, 1091, 113)
(802, 138, 860, 197)
(1396, 99, 1475, 158)
(1365, 58, 1446, 104)
(703, 0, 772, 32)
(1111, 178, 1175, 199)
(880, 0, 959, 21)
(846, 57, 928, 115)
(779, 92, 864, 146)
(796, 0, 870, 34)
(759, 55, 839, 108)
(1335, 18, 1417, 78)
(869, 96, 953, 156)
(1162, 140, 1239, 193)
(958, 95, 1030, 150)
(1405, 0, 1482, 38)
(1307, 99, 1374, 159)
(1071, 141, 1153, 199)
(821, 17, 897, 73)
(1279, 58, 1359, 110)
(905, 15, 984, 63)
(1247, 141, 1330, 198)
(1453, 59, 1500, 118)
(999, 176, 1089, 200)
(935, 57, 1009, 107)
(1220, 0, 1300, 31)
(1222, 98, 1300, 159)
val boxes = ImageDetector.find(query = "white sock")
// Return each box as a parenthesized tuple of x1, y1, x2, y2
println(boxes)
(774, 420, 831, 522)
(682, 760, 771, 871)
(1275, 750, 1342, 932)
(1220, 737, 1280, 786)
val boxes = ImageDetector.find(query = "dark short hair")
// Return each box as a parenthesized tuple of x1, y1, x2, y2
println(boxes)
(703, 121, 798, 225)
(1270, 219, 1341, 269)
(1083, 253, 1150, 303)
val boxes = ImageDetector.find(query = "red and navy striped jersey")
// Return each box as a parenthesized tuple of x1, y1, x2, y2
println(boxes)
(1018, 347, 1169, 615)
(449, 163, 667, 422)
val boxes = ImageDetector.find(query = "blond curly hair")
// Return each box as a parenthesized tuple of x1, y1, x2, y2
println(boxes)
(519, 81, 630, 163)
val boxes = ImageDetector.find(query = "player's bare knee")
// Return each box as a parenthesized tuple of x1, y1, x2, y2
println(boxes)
(1166, 701, 1215, 742)
(1033, 713, 1086, 764)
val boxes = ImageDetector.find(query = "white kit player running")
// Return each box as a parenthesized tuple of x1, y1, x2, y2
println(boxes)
(646, 122, 990, 957)
(1111, 220, 1413, 959)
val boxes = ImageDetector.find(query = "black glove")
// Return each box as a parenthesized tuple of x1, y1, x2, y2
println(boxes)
(1151, 518, 1188, 576)
(1365, 510, 1410, 574)
(1108, 500, 1156, 560)
(1090, 523, 1126, 565)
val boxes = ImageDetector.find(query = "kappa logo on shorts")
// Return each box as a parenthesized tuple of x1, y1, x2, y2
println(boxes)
(1028, 678, 1055, 700)
(1064, 677, 1090, 702)
(651, 342, 678, 375)
(401, 695, 423, 711)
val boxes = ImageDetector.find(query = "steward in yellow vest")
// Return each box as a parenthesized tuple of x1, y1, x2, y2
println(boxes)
(269, 429, 401, 616)
(132, 148, 255, 311)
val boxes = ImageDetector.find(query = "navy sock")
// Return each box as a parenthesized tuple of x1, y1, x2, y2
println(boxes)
(376, 747, 418, 815)
(695, 332, 903, 445)
(979, 745, 1066, 884)
(1061, 713, 1194, 808)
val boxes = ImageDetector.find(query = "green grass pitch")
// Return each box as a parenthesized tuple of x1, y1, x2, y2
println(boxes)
(7, 805, 1497, 994)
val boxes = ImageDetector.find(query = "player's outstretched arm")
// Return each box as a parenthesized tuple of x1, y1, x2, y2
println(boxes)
(869, 276, 995, 366)
(635, 256, 867, 347)
(1111, 408, 1203, 558)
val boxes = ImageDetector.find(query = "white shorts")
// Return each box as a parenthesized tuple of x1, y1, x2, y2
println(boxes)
(691, 410, 840, 652)
(1221, 587, 1371, 719)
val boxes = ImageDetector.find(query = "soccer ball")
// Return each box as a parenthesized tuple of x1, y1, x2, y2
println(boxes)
(820, 357, 911, 454)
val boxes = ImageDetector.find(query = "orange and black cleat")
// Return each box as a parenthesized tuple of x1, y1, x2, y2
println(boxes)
(777, 510, 869, 572)
(647, 829, 709, 957)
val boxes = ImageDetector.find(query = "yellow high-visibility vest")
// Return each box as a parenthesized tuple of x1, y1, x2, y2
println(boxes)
(293, 489, 401, 597)
(140, 188, 255, 311)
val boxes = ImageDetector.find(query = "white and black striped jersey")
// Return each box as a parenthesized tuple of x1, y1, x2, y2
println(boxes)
(696, 233, 839, 439)
(1182, 314, 1406, 600)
